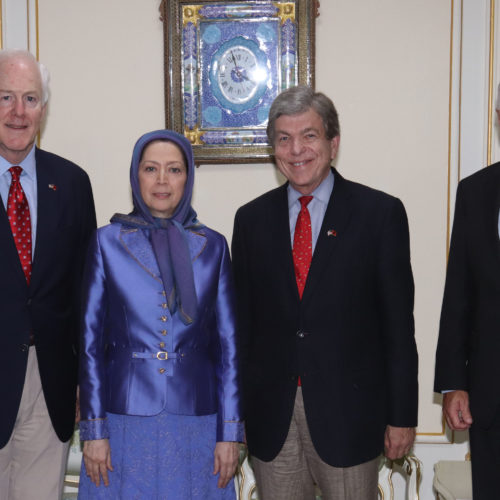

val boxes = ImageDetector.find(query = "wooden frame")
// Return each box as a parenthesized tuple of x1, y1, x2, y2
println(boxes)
(162, 0, 316, 164)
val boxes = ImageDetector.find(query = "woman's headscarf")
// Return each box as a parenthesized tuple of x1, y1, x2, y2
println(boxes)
(111, 129, 202, 325)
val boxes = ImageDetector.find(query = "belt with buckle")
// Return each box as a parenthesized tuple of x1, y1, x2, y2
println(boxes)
(132, 351, 179, 360)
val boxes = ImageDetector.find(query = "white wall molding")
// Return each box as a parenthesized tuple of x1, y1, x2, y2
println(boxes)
(460, 0, 493, 178)
(2, 0, 37, 55)
(2, 1, 497, 497)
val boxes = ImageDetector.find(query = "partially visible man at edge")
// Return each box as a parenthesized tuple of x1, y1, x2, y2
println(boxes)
(0, 49, 96, 500)
(434, 85, 500, 499)
(231, 85, 418, 500)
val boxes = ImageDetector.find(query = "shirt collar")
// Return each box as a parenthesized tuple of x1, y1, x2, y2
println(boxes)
(0, 144, 37, 180)
(287, 169, 335, 209)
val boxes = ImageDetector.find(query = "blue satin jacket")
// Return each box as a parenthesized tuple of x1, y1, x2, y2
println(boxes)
(78, 222, 243, 443)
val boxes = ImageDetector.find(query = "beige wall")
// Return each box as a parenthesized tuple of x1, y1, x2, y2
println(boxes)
(38, 0, 451, 436)
(0, 0, 484, 496)
(315, 1, 452, 435)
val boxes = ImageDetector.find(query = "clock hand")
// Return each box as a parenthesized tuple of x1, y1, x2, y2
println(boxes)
(229, 50, 257, 85)
(240, 72, 253, 83)
(230, 51, 256, 84)
(230, 51, 249, 80)
(230, 51, 239, 70)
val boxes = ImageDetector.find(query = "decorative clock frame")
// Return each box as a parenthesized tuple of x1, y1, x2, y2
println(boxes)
(162, 0, 316, 164)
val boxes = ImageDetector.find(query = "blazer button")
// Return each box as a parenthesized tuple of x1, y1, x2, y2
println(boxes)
(296, 330, 305, 338)
(20, 343, 29, 352)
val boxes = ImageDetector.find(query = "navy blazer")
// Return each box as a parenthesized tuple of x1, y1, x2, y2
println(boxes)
(0, 148, 96, 448)
(232, 169, 418, 467)
(79, 222, 243, 443)
(435, 162, 500, 428)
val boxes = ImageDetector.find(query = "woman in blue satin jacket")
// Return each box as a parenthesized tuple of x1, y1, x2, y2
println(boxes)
(77, 130, 243, 499)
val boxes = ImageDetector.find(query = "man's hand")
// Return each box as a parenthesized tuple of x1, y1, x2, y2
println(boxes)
(384, 425, 416, 460)
(83, 439, 113, 487)
(443, 390, 473, 430)
(213, 441, 239, 489)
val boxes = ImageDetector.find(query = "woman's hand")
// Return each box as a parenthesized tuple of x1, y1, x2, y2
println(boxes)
(213, 441, 239, 489)
(83, 439, 113, 487)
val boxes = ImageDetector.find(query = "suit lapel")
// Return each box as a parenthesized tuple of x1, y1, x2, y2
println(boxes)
(270, 184, 300, 301)
(491, 170, 500, 262)
(186, 228, 208, 261)
(119, 227, 160, 280)
(119, 225, 208, 281)
(30, 152, 60, 289)
(302, 170, 353, 304)
(0, 194, 28, 286)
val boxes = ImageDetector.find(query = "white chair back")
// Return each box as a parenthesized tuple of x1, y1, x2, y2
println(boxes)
(433, 460, 472, 500)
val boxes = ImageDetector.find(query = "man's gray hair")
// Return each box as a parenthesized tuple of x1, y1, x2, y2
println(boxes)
(267, 86, 340, 144)
(0, 48, 50, 105)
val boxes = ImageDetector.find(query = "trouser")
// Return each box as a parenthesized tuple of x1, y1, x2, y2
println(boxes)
(251, 387, 379, 500)
(0, 347, 70, 500)
(469, 413, 500, 500)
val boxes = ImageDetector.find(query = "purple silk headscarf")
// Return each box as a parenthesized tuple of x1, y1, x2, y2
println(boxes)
(111, 129, 202, 325)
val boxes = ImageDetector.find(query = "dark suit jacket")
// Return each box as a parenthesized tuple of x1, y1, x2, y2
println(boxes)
(232, 169, 418, 468)
(435, 162, 500, 428)
(0, 148, 96, 448)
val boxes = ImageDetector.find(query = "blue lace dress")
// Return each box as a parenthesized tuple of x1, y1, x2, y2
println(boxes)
(78, 411, 236, 499)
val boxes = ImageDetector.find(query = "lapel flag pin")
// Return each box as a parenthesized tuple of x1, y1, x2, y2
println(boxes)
(327, 229, 337, 237)
(48, 184, 57, 191)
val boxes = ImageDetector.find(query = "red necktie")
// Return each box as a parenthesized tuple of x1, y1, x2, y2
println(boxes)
(292, 196, 313, 299)
(293, 196, 313, 387)
(7, 166, 32, 285)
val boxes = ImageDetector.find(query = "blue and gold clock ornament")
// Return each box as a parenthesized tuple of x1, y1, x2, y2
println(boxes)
(209, 36, 269, 114)
(163, 0, 316, 162)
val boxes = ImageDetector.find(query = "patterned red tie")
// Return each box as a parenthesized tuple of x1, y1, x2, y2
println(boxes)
(7, 166, 32, 285)
(292, 195, 313, 299)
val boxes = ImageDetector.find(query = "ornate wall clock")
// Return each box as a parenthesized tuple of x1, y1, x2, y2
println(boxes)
(163, 0, 316, 164)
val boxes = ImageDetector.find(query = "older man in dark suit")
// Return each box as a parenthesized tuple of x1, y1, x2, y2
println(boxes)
(232, 86, 418, 500)
(0, 49, 96, 500)
(434, 90, 500, 499)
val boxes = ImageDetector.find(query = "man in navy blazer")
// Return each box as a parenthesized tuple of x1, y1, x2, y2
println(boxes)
(0, 49, 96, 500)
(232, 86, 418, 499)
(434, 94, 500, 499)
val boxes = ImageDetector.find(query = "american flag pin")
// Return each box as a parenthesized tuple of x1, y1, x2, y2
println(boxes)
(327, 229, 337, 237)
(48, 184, 57, 191)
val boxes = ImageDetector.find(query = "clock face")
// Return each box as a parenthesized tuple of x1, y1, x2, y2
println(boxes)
(217, 46, 260, 104)
(209, 36, 269, 114)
